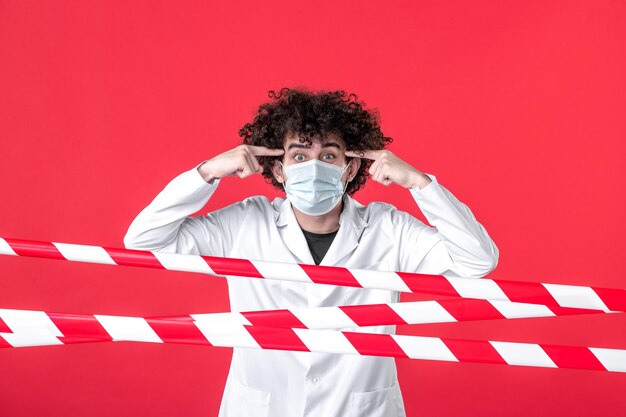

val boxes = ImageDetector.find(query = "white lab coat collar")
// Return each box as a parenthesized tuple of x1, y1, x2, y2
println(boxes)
(275, 194, 369, 266)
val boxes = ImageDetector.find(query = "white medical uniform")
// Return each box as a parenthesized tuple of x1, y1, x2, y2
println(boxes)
(124, 165, 499, 417)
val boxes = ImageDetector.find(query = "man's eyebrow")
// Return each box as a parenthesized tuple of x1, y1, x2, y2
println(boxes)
(321, 142, 341, 150)
(285, 142, 342, 151)
(286, 143, 310, 151)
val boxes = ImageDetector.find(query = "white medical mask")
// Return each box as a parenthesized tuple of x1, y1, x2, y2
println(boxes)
(280, 159, 351, 216)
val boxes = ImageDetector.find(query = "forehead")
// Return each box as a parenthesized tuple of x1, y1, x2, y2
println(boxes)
(283, 132, 346, 148)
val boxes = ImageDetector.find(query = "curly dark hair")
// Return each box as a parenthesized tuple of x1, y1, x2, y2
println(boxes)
(238, 87, 393, 195)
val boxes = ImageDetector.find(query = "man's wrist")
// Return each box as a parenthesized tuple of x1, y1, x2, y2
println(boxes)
(408, 171, 432, 189)
(197, 161, 218, 184)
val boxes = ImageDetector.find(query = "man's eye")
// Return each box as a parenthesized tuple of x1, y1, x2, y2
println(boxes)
(294, 154, 305, 162)
(322, 154, 335, 161)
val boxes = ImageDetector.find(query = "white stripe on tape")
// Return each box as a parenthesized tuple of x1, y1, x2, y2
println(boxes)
(1, 332, 63, 347)
(291, 307, 357, 329)
(542, 283, 610, 312)
(392, 335, 458, 361)
(52, 242, 117, 265)
(0, 238, 17, 256)
(95, 315, 162, 343)
(250, 260, 313, 284)
(389, 301, 457, 324)
(489, 300, 555, 319)
(490, 341, 557, 368)
(589, 348, 626, 372)
(293, 329, 360, 355)
(152, 252, 215, 275)
(193, 322, 259, 348)
(349, 269, 411, 292)
(0, 309, 63, 336)
(446, 277, 510, 302)
(190, 312, 251, 326)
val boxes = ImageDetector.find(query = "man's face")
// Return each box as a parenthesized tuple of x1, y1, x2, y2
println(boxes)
(271, 131, 360, 188)
(281, 132, 348, 168)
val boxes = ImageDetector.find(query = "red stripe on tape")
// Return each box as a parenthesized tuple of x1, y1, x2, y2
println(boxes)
(204, 256, 264, 278)
(146, 317, 211, 346)
(339, 304, 407, 327)
(242, 310, 306, 329)
(496, 280, 559, 306)
(300, 264, 361, 288)
(440, 299, 505, 322)
(548, 305, 602, 316)
(542, 344, 606, 371)
(58, 336, 111, 345)
(344, 332, 409, 358)
(0, 335, 12, 348)
(592, 288, 626, 312)
(59, 336, 110, 345)
(442, 338, 507, 365)
(397, 272, 460, 297)
(0, 317, 11, 333)
(245, 325, 310, 352)
(106, 248, 164, 269)
(5, 239, 65, 260)
(48, 313, 112, 341)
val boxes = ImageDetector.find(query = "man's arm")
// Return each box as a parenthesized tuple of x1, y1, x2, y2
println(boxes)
(394, 174, 499, 278)
(123, 166, 225, 255)
(124, 145, 284, 255)
(346, 149, 498, 278)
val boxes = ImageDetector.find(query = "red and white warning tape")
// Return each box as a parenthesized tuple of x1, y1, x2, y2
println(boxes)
(0, 309, 624, 372)
(0, 298, 609, 340)
(2, 237, 624, 372)
(186, 299, 606, 329)
(1, 237, 624, 312)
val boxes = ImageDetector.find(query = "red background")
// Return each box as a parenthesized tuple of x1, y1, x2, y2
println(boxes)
(1, 1, 625, 416)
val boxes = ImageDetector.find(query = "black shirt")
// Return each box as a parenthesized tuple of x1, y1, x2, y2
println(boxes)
(301, 228, 339, 265)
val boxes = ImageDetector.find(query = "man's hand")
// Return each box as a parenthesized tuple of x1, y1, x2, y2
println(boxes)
(345, 150, 432, 189)
(198, 145, 284, 183)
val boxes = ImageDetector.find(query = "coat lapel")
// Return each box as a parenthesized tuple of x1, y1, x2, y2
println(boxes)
(320, 195, 369, 266)
(275, 195, 369, 266)
(276, 198, 316, 264)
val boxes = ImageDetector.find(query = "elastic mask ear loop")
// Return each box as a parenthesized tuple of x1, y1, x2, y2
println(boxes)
(341, 160, 352, 194)
(279, 161, 287, 193)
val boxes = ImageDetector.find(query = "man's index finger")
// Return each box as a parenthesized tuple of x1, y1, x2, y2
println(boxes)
(345, 150, 381, 160)
(249, 145, 285, 156)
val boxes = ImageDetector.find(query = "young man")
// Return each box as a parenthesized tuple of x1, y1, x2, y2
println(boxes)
(124, 88, 499, 417)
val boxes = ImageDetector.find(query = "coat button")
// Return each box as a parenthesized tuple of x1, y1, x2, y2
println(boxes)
(311, 376, 321, 385)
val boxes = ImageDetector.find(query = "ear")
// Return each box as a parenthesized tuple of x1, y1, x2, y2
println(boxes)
(347, 158, 361, 182)
(271, 159, 285, 184)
